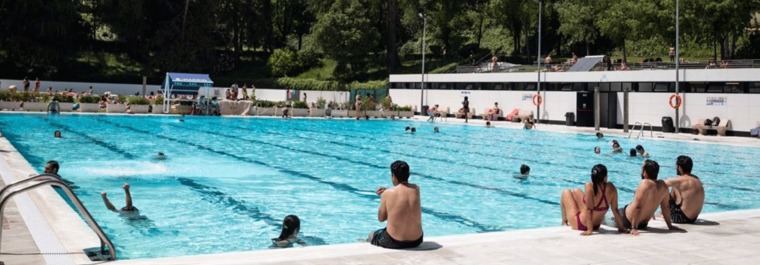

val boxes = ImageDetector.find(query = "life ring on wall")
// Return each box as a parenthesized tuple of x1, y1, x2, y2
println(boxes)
(532, 94, 543, 106)
(669, 94, 682, 109)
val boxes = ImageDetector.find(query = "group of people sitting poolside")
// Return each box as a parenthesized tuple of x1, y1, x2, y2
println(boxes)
(560, 156, 704, 235)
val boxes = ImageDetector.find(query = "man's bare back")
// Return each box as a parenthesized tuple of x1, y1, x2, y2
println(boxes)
(666, 175, 704, 221)
(381, 184, 422, 241)
(369, 160, 423, 249)
(620, 160, 681, 235)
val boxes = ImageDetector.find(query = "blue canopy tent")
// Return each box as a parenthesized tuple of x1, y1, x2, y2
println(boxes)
(161, 72, 214, 113)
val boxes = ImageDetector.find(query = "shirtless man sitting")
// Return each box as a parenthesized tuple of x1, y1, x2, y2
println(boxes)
(618, 160, 683, 235)
(368, 160, 423, 249)
(664, 156, 704, 223)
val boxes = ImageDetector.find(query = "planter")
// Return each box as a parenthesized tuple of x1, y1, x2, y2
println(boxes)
(220, 100, 253, 115)
(365, 110, 382, 118)
(107, 103, 127, 113)
(291, 108, 309, 117)
(129, 105, 150, 114)
(332, 110, 348, 118)
(22, 102, 47, 112)
(398, 111, 414, 118)
(309, 109, 326, 117)
(170, 104, 193, 115)
(78, 103, 100, 113)
(58, 103, 74, 112)
(252, 107, 276, 116)
(0, 101, 22, 111)
(152, 105, 165, 114)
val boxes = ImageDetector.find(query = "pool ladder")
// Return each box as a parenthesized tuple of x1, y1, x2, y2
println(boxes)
(628, 122, 653, 139)
(0, 173, 116, 261)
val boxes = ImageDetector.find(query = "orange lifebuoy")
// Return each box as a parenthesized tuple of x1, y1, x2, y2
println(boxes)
(532, 94, 543, 106)
(669, 94, 682, 109)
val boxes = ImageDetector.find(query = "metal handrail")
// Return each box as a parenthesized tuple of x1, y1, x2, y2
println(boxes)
(643, 122, 654, 137)
(629, 122, 642, 138)
(0, 176, 115, 260)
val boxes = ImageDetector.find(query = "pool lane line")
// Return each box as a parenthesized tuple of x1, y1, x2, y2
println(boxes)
(213, 122, 580, 192)
(215, 119, 746, 210)
(95, 118, 503, 232)
(44, 117, 137, 159)
(42, 117, 318, 237)
(284, 124, 760, 194)
(166, 122, 560, 207)
(175, 177, 328, 245)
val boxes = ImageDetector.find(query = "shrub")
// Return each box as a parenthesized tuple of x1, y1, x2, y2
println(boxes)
(127, 96, 150, 105)
(0, 90, 11, 101)
(53, 94, 75, 103)
(349, 80, 387, 90)
(256, 100, 276, 107)
(381, 95, 392, 110)
(38, 94, 51, 103)
(316, 97, 326, 109)
(117, 95, 127, 104)
(268, 49, 300, 77)
(395, 105, 412, 111)
(11, 92, 33, 102)
(292, 101, 308, 108)
(78, 95, 100, 104)
(154, 95, 164, 105)
(276, 77, 344, 91)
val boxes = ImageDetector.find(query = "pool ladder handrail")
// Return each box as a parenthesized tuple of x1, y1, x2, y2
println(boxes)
(0, 173, 116, 261)
(628, 122, 653, 139)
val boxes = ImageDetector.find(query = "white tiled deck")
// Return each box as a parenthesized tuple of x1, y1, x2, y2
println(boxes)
(111, 209, 760, 265)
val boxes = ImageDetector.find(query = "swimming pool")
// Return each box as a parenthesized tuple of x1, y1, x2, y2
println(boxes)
(1, 113, 759, 259)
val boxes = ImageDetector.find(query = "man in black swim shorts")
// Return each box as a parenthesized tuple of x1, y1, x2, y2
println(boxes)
(368, 161, 423, 249)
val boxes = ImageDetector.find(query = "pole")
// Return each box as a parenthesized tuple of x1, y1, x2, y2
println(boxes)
(674, 0, 680, 133)
(594, 86, 600, 131)
(142, 76, 147, 97)
(420, 16, 426, 113)
(536, 0, 542, 123)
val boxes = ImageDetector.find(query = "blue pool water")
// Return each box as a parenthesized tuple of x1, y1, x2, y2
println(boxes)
(1, 113, 759, 259)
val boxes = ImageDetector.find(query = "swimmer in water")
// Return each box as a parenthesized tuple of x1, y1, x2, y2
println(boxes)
(54, 130, 62, 138)
(434, 127, 440, 133)
(179, 114, 185, 122)
(410, 127, 416, 134)
(635, 145, 650, 158)
(486, 121, 493, 128)
(594, 146, 601, 154)
(154, 152, 167, 160)
(404, 126, 411, 133)
(272, 215, 306, 248)
(101, 183, 142, 219)
(629, 148, 637, 157)
(596, 132, 604, 139)
(514, 164, 530, 180)
(611, 140, 623, 153)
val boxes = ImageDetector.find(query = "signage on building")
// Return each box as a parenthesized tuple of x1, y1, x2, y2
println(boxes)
(706, 97, 726, 106)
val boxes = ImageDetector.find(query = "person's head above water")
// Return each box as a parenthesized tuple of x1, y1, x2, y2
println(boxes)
(54, 130, 62, 138)
(641, 159, 660, 180)
(44, 160, 60, 174)
(410, 127, 416, 133)
(464, 96, 468, 100)
(611, 140, 620, 148)
(591, 164, 608, 194)
(405, 126, 411, 132)
(278, 215, 301, 241)
(520, 164, 530, 176)
(676, 155, 693, 175)
(434, 127, 440, 133)
(596, 132, 604, 139)
(390, 160, 410, 184)
(486, 121, 491, 127)
(629, 148, 637, 157)
(594, 146, 601, 154)
(155, 152, 166, 160)
(635, 145, 645, 153)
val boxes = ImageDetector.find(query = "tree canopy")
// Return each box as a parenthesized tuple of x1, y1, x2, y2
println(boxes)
(1, 0, 759, 84)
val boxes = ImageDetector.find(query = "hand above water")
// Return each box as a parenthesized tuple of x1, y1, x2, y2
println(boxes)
(375, 187, 387, 196)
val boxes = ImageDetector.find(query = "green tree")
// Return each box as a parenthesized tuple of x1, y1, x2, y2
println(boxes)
(556, 0, 600, 55)
(310, 0, 381, 81)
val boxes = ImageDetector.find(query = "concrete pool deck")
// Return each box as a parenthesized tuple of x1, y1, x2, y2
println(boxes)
(1, 113, 760, 264)
(109, 209, 760, 265)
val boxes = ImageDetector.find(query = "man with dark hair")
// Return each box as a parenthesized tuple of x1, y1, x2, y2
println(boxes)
(635, 145, 650, 158)
(44, 160, 60, 175)
(665, 155, 704, 223)
(368, 160, 423, 249)
(515, 164, 530, 180)
(618, 160, 682, 235)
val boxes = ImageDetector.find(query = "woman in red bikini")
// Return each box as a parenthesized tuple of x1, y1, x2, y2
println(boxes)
(560, 164, 627, 235)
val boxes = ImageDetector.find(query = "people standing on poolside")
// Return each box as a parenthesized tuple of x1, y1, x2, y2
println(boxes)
(462, 96, 470, 123)
(22, 77, 30, 93)
(560, 164, 626, 235)
(368, 161, 423, 249)
(618, 160, 682, 235)
(665, 156, 704, 224)
(33, 77, 40, 95)
(611, 140, 623, 153)
(355, 94, 362, 120)
(47, 98, 60, 115)
(635, 145, 650, 158)
(272, 215, 305, 248)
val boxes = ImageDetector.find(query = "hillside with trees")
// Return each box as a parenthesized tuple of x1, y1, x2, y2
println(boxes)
(1, 0, 759, 88)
